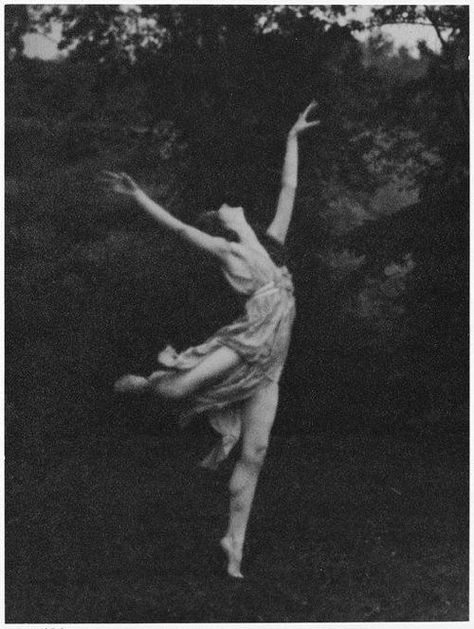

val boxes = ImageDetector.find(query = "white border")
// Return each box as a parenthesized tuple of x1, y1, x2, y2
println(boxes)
(1, 2, 470, 628)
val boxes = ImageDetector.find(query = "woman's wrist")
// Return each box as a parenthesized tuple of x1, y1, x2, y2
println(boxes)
(133, 188, 147, 202)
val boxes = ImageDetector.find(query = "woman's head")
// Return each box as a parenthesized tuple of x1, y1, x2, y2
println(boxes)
(196, 182, 248, 240)
(195, 207, 241, 242)
(196, 206, 289, 268)
(217, 202, 248, 231)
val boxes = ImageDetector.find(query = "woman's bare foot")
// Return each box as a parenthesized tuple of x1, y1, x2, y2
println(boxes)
(220, 536, 244, 578)
(114, 374, 149, 393)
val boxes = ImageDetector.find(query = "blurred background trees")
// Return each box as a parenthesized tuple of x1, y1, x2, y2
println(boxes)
(5, 5, 468, 454)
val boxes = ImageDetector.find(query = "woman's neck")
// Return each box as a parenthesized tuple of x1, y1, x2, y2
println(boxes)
(233, 222, 261, 247)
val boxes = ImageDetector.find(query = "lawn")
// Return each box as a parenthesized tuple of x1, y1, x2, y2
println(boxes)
(6, 414, 468, 623)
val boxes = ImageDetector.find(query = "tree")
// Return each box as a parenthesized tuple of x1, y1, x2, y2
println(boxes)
(5, 5, 30, 59)
(5, 5, 468, 439)
(371, 5, 468, 128)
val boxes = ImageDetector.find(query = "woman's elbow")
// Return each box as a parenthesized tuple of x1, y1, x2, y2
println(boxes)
(266, 226, 286, 244)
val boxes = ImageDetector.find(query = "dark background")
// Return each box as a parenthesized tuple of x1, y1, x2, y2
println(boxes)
(5, 4, 469, 622)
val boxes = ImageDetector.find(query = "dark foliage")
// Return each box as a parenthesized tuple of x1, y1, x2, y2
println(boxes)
(5, 4, 467, 443)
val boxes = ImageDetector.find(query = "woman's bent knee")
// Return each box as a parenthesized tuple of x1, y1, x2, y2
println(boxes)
(243, 443, 268, 468)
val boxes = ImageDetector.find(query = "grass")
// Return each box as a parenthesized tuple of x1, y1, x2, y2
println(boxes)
(5, 416, 468, 623)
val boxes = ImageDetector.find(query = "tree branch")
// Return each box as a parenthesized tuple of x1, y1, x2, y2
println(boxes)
(424, 6, 467, 130)
(424, 6, 448, 51)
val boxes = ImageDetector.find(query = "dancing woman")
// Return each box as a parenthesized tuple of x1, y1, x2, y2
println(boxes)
(106, 102, 319, 578)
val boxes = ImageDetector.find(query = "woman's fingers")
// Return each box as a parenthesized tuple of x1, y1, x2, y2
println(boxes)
(291, 117, 320, 136)
(99, 171, 133, 195)
(102, 170, 122, 180)
(100, 170, 138, 193)
(102, 170, 133, 184)
(302, 100, 318, 118)
(119, 172, 137, 188)
(98, 174, 117, 187)
(295, 120, 320, 135)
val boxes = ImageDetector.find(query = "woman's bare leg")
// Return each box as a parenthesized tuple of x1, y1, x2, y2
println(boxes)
(150, 346, 241, 398)
(115, 346, 241, 399)
(221, 380, 279, 578)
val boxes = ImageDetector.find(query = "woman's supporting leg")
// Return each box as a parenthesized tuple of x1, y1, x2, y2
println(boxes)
(221, 380, 279, 578)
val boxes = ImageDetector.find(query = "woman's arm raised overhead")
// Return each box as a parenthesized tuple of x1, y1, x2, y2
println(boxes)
(102, 171, 230, 258)
(266, 102, 320, 245)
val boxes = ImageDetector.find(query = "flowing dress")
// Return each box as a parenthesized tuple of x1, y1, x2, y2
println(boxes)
(158, 237, 296, 466)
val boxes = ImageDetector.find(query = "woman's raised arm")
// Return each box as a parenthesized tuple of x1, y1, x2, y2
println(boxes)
(102, 171, 230, 258)
(266, 102, 320, 245)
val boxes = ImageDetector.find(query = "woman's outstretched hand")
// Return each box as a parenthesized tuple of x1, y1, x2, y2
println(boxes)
(288, 101, 320, 138)
(101, 171, 140, 196)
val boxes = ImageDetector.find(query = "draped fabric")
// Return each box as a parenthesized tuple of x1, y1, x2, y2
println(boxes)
(157, 238, 296, 464)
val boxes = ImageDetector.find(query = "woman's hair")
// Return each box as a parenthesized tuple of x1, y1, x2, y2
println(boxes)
(195, 212, 289, 268)
(195, 211, 240, 242)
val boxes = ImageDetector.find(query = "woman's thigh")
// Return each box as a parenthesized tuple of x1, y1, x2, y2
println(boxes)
(240, 381, 279, 452)
(165, 345, 242, 397)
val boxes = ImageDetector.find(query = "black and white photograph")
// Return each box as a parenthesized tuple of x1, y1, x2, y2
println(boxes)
(4, 3, 469, 624)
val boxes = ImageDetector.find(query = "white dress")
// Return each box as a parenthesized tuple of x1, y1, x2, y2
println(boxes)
(158, 237, 296, 466)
